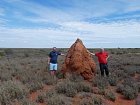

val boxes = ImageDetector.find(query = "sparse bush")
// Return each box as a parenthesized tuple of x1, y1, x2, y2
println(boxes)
(4, 49, 13, 55)
(122, 85, 138, 100)
(20, 98, 37, 105)
(126, 69, 136, 76)
(76, 82, 92, 92)
(47, 95, 71, 105)
(93, 97, 102, 105)
(0, 81, 28, 105)
(136, 82, 140, 92)
(92, 76, 108, 89)
(116, 84, 124, 93)
(56, 80, 77, 97)
(78, 98, 94, 105)
(105, 91, 116, 102)
(43, 75, 57, 85)
(68, 73, 84, 82)
(65, 86, 77, 97)
(56, 71, 65, 79)
(26, 81, 43, 93)
(0, 51, 5, 57)
(108, 75, 118, 86)
(36, 95, 44, 103)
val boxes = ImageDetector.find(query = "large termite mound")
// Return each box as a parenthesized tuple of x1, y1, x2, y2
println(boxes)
(62, 38, 96, 80)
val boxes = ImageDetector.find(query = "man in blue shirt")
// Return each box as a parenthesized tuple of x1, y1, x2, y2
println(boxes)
(48, 47, 64, 75)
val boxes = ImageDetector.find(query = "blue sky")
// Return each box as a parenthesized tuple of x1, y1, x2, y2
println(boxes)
(0, 0, 140, 48)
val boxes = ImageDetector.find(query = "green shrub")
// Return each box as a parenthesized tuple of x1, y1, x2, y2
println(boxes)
(0, 51, 5, 57)
(20, 98, 37, 105)
(136, 82, 140, 92)
(36, 95, 44, 103)
(26, 81, 43, 93)
(76, 82, 92, 92)
(105, 91, 116, 102)
(0, 81, 28, 105)
(56, 80, 77, 97)
(47, 95, 71, 105)
(78, 98, 94, 105)
(93, 97, 102, 105)
(116, 84, 124, 93)
(68, 73, 84, 82)
(122, 85, 138, 100)
(4, 49, 13, 55)
(92, 76, 108, 89)
(108, 75, 118, 86)
(126, 69, 136, 76)
(43, 75, 57, 85)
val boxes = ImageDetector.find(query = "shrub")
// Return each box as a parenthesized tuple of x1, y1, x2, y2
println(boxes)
(78, 98, 94, 105)
(56, 80, 92, 97)
(26, 81, 43, 93)
(92, 76, 108, 89)
(116, 84, 124, 93)
(68, 73, 84, 82)
(105, 91, 116, 102)
(0, 51, 5, 57)
(126, 69, 136, 76)
(0, 81, 28, 105)
(122, 85, 138, 100)
(56, 80, 77, 97)
(36, 95, 44, 103)
(4, 49, 13, 55)
(93, 97, 102, 105)
(43, 75, 57, 85)
(20, 98, 37, 105)
(108, 75, 118, 86)
(47, 95, 71, 105)
(76, 82, 92, 92)
(136, 82, 140, 92)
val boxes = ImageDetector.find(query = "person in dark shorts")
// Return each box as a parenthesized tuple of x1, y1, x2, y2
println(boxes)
(88, 48, 109, 77)
(48, 47, 64, 75)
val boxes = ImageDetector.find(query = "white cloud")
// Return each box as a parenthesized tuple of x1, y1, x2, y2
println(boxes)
(0, 20, 140, 48)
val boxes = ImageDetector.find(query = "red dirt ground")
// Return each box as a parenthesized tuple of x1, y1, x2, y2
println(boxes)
(28, 80, 138, 105)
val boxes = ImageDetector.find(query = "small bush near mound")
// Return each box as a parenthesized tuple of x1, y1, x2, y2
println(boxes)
(68, 73, 84, 82)
(92, 76, 109, 89)
(105, 91, 116, 102)
(93, 97, 102, 105)
(0, 81, 28, 105)
(56, 80, 92, 97)
(55, 80, 77, 97)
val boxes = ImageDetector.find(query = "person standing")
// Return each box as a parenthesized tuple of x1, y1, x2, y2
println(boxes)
(88, 48, 109, 77)
(48, 47, 64, 76)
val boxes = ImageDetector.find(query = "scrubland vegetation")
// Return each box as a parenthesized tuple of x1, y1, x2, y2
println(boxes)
(0, 48, 140, 105)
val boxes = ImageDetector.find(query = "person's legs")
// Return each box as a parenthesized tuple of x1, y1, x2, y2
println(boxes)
(53, 63, 57, 75)
(99, 63, 104, 76)
(104, 64, 109, 77)
(50, 63, 54, 75)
